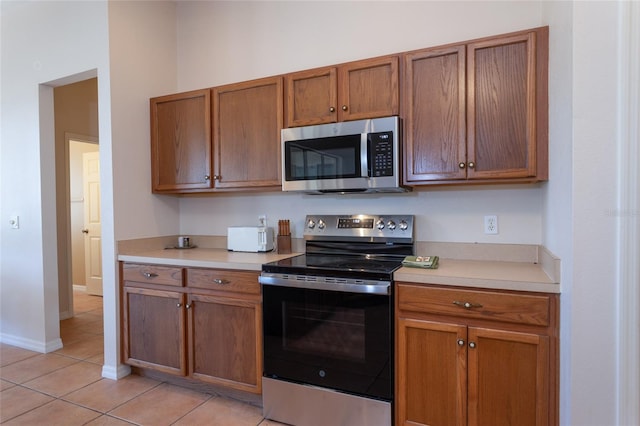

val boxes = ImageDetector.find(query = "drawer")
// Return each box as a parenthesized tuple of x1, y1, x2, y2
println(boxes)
(186, 268, 260, 295)
(122, 263, 183, 287)
(397, 284, 550, 327)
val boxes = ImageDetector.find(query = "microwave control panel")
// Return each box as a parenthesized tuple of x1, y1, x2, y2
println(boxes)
(368, 132, 394, 177)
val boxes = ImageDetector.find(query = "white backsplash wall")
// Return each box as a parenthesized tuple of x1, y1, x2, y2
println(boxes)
(178, 184, 543, 244)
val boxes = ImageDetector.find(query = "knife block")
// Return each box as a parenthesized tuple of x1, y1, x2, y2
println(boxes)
(277, 235, 292, 254)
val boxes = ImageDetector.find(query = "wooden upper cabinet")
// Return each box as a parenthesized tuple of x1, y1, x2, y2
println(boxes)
(467, 31, 539, 179)
(150, 89, 212, 192)
(339, 56, 399, 122)
(285, 67, 337, 127)
(213, 76, 283, 189)
(403, 45, 467, 182)
(285, 55, 399, 127)
(404, 26, 548, 185)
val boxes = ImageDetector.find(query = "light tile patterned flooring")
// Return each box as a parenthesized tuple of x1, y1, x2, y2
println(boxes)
(0, 289, 286, 425)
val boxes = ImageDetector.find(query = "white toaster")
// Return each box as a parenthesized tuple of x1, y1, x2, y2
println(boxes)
(227, 226, 274, 252)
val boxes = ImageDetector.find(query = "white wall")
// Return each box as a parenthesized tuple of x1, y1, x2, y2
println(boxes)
(0, 1, 111, 352)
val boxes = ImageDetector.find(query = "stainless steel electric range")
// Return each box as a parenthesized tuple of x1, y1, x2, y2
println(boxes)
(259, 214, 414, 426)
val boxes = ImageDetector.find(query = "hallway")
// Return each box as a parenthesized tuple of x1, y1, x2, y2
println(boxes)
(0, 290, 284, 425)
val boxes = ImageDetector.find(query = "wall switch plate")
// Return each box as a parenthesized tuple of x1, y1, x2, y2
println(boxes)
(484, 215, 498, 234)
(9, 215, 19, 229)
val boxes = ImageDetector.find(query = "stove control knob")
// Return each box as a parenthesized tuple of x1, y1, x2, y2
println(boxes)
(317, 220, 326, 230)
(387, 220, 396, 230)
(376, 219, 385, 230)
(399, 220, 409, 231)
(307, 219, 316, 229)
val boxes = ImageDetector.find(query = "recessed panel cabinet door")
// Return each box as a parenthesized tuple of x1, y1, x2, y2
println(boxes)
(123, 286, 186, 375)
(187, 293, 262, 394)
(285, 67, 337, 127)
(396, 318, 467, 426)
(339, 56, 399, 122)
(403, 46, 467, 182)
(213, 77, 283, 189)
(150, 89, 212, 192)
(467, 32, 537, 179)
(467, 327, 549, 426)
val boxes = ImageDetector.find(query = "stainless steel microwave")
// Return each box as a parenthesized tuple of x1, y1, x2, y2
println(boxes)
(281, 116, 408, 194)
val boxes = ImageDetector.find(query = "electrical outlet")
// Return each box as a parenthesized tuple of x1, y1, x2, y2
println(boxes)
(258, 215, 267, 227)
(9, 215, 19, 229)
(484, 215, 498, 234)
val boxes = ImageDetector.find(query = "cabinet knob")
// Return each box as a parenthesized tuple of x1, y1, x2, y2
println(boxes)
(457, 339, 465, 346)
(468, 162, 475, 169)
(186, 303, 192, 309)
(143, 272, 159, 279)
(458, 162, 466, 169)
(469, 342, 476, 349)
(213, 175, 220, 180)
(342, 105, 348, 111)
(177, 303, 182, 308)
(329, 107, 335, 113)
(204, 175, 211, 181)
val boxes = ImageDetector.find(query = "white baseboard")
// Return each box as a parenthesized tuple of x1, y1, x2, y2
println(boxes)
(0, 333, 63, 353)
(102, 363, 131, 380)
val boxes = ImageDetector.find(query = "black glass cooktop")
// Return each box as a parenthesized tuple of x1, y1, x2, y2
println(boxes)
(262, 254, 403, 281)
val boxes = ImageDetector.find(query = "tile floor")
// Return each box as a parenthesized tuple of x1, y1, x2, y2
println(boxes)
(0, 289, 286, 425)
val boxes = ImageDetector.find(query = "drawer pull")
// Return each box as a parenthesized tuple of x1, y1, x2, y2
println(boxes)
(453, 301, 483, 309)
(143, 272, 159, 279)
(213, 279, 230, 285)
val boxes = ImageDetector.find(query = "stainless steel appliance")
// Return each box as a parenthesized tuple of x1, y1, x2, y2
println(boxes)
(259, 214, 414, 426)
(281, 116, 408, 194)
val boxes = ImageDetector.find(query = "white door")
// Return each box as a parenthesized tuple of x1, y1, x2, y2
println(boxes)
(83, 151, 102, 296)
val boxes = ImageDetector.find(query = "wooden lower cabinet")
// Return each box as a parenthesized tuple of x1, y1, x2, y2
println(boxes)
(123, 286, 187, 375)
(188, 293, 262, 393)
(396, 283, 558, 426)
(121, 263, 262, 394)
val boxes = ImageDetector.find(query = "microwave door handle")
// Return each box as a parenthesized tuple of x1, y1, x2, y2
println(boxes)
(361, 133, 369, 177)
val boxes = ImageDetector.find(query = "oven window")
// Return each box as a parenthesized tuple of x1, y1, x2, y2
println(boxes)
(283, 301, 365, 361)
(284, 134, 361, 181)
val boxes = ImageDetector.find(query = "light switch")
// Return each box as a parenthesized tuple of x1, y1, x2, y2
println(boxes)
(9, 215, 19, 229)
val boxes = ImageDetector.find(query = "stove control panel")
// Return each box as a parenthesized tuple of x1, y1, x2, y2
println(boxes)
(304, 214, 414, 241)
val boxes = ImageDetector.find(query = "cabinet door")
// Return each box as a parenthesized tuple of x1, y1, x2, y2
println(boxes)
(467, 32, 537, 179)
(123, 286, 186, 375)
(187, 293, 262, 394)
(396, 317, 467, 426)
(403, 46, 466, 182)
(339, 56, 399, 122)
(150, 89, 212, 192)
(213, 77, 283, 189)
(285, 67, 337, 127)
(467, 327, 549, 426)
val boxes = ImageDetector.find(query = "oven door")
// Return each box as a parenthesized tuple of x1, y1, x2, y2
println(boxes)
(262, 284, 392, 401)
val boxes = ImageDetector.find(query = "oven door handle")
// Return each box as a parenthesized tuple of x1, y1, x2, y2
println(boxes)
(259, 273, 390, 295)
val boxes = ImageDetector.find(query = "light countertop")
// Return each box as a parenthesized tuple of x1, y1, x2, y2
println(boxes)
(117, 248, 301, 271)
(118, 247, 559, 294)
(395, 259, 558, 293)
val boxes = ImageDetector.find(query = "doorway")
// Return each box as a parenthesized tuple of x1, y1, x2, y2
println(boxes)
(54, 77, 101, 323)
